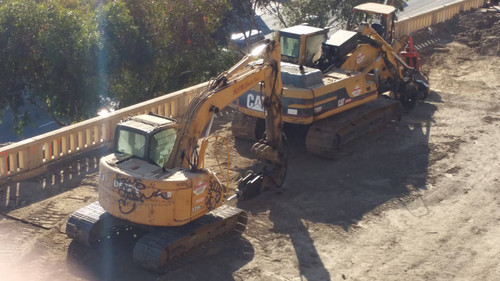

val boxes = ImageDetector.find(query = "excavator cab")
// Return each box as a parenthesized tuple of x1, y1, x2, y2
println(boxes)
(114, 114, 177, 168)
(353, 2, 396, 43)
(278, 25, 329, 67)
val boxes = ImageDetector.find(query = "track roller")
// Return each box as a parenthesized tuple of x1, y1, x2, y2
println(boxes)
(306, 98, 402, 158)
(66, 202, 129, 247)
(132, 204, 247, 272)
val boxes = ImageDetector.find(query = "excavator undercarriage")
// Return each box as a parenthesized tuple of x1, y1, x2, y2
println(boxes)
(67, 202, 247, 272)
(306, 98, 402, 158)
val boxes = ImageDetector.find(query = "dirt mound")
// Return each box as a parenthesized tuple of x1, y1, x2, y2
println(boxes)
(412, 9, 500, 56)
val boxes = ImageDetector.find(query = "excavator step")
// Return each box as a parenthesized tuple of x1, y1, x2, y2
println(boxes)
(306, 98, 401, 159)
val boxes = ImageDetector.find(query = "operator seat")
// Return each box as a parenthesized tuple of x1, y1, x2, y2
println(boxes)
(371, 23, 385, 38)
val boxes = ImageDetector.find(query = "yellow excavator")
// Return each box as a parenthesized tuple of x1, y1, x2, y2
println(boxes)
(66, 41, 286, 271)
(232, 2, 429, 158)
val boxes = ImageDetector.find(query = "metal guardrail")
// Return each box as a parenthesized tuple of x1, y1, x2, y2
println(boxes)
(395, 0, 487, 37)
(0, 0, 489, 183)
(0, 82, 207, 183)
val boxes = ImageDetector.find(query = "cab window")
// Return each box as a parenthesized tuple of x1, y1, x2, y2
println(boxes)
(280, 35, 300, 62)
(305, 33, 327, 65)
(116, 129, 146, 158)
(149, 128, 177, 167)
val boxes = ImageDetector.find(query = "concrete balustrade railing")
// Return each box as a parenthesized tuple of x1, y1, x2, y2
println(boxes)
(0, 82, 207, 183)
(395, 0, 487, 38)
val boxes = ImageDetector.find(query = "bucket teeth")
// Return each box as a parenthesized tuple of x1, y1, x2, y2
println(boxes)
(251, 142, 281, 164)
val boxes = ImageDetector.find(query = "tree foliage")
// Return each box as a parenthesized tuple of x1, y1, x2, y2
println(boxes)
(111, 0, 235, 107)
(0, 0, 236, 136)
(262, 0, 406, 28)
(0, 1, 100, 132)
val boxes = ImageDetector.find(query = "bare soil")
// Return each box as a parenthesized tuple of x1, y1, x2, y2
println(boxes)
(1, 9, 500, 281)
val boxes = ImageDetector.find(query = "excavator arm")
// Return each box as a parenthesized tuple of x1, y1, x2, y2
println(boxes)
(346, 22, 428, 110)
(164, 40, 286, 190)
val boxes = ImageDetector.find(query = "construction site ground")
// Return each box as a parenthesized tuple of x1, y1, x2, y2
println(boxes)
(1, 9, 499, 281)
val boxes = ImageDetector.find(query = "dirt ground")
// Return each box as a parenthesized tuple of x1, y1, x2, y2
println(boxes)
(1, 9, 500, 281)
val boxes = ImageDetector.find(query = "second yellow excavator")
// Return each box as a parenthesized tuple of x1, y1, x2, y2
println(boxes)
(232, 2, 430, 158)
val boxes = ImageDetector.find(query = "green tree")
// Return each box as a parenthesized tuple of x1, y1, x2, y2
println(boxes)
(95, 1, 139, 106)
(0, 1, 100, 132)
(32, 2, 101, 125)
(0, 1, 38, 132)
(0, 0, 237, 136)
(110, 0, 235, 107)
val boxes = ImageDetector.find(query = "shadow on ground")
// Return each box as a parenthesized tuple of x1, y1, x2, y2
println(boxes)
(236, 94, 441, 280)
(0, 147, 110, 213)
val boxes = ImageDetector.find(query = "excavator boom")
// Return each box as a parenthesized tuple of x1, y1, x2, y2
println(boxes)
(166, 41, 284, 171)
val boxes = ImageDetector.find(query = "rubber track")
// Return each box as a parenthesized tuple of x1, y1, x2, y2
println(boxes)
(132, 204, 247, 272)
(67, 202, 247, 271)
(67, 202, 109, 246)
(306, 98, 402, 159)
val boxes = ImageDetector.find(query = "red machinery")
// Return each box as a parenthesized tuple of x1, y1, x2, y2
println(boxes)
(400, 35, 422, 72)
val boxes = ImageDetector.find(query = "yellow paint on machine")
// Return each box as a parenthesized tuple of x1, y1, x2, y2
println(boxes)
(237, 68, 378, 124)
(314, 92, 378, 121)
(238, 85, 315, 124)
(97, 154, 225, 226)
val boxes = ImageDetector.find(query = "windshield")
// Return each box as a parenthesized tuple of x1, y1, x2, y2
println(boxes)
(116, 129, 147, 158)
(280, 34, 300, 63)
(149, 128, 177, 167)
(305, 33, 326, 65)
